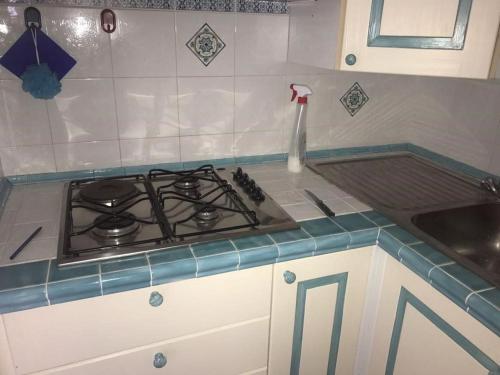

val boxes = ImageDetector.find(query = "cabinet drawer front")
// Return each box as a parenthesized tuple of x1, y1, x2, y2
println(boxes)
(39, 319, 270, 375)
(4, 266, 272, 374)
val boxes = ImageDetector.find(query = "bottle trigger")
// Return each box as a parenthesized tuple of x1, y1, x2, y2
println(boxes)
(290, 84, 297, 102)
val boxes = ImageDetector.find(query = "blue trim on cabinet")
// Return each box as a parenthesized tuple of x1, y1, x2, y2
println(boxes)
(367, 0, 472, 50)
(386, 287, 499, 374)
(291, 272, 348, 375)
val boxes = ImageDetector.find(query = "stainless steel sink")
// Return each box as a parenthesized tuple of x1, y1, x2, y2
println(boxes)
(412, 203, 500, 276)
(307, 152, 500, 287)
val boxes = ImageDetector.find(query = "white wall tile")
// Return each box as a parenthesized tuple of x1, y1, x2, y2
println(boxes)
(43, 7, 112, 78)
(0, 80, 52, 147)
(0, 5, 26, 80)
(115, 78, 179, 139)
(110, 10, 176, 77)
(54, 141, 121, 171)
(235, 14, 288, 75)
(120, 137, 180, 166)
(178, 76, 234, 135)
(234, 131, 283, 156)
(47, 79, 118, 143)
(0, 145, 56, 175)
(235, 76, 288, 133)
(176, 12, 235, 77)
(180, 134, 233, 161)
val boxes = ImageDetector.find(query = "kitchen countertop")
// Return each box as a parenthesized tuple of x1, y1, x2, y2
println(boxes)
(0, 159, 498, 336)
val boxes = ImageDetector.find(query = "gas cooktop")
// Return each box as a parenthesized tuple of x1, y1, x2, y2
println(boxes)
(57, 165, 298, 265)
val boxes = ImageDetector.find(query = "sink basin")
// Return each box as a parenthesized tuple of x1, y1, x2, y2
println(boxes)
(412, 203, 500, 276)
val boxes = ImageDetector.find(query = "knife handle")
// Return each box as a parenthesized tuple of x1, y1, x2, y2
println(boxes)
(316, 201, 336, 217)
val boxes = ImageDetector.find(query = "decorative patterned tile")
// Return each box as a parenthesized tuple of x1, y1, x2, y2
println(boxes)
(186, 23, 226, 66)
(340, 82, 369, 117)
(177, 0, 234, 12)
(107, 0, 174, 9)
(237, 0, 287, 14)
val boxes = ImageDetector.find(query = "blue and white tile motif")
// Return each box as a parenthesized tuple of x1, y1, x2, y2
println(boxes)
(2, 0, 287, 13)
(340, 82, 369, 117)
(238, 0, 287, 14)
(186, 23, 226, 66)
(177, 0, 234, 12)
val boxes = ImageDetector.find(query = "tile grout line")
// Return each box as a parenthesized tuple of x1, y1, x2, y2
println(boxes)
(188, 244, 199, 277)
(145, 253, 153, 287)
(44, 259, 51, 305)
(98, 263, 104, 296)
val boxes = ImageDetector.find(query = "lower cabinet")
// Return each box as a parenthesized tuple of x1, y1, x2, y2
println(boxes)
(37, 318, 269, 375)
(268, 247, 373, 375)
(367, 249, 500, 375)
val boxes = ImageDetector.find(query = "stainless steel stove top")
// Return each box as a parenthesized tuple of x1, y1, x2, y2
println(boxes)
(57, 165, 298, 265)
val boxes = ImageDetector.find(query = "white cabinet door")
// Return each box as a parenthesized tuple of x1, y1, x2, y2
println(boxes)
(368, 248, 500, 375)
(268, 247, 373, 375)
(3, 266, 272, 374)
(340, 0, 500, 78)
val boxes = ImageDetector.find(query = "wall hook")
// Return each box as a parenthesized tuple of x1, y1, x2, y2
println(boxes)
(101, 9, 116, 34)
(24, 7, 42, 30)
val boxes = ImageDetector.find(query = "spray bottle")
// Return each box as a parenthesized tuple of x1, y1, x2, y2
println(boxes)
(288, 84, 313, 173)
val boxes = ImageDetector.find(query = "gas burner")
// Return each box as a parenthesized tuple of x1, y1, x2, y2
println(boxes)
(174, 176, 200, 191)
(194, 205, 220, 223)
(92, 212, 141, 238)
(80, 180, 139, 207)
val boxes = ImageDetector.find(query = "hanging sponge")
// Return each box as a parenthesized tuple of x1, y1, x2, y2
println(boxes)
(21, 63, 61, 100)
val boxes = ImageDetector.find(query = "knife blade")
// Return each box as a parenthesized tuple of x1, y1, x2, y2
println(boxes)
(303, 189, 336, 217)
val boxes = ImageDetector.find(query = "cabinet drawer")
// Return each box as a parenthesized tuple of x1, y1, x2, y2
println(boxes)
(38, 318, 270, 375)
(4, 266, 272, 374)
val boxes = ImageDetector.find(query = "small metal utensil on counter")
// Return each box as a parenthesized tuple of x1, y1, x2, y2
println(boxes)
(9, 226, 42, 260)
(304, 189, 336, 217)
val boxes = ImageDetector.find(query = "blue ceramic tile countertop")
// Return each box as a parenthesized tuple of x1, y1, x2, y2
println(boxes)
(0, 144, 498, 338)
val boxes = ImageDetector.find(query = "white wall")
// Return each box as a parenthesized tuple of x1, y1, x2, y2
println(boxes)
(0, 5, 499, 177)
(405, 76, 500, 174)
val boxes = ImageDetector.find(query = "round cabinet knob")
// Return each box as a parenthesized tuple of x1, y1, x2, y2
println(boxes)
(149, 291, 163, 307)
(345, 53, 357, 66)
(283, 270, 296, 284)
(153, 352, 167, 368)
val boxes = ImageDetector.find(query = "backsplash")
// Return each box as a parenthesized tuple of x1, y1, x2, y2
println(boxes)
(0, 4, 499, 178)
(0, 0, 287, 14)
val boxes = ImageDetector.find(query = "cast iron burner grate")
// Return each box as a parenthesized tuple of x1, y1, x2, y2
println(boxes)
(148, 165, 260, 240)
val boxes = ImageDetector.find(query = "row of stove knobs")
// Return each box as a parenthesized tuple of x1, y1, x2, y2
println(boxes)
(232, 167, 265, 202)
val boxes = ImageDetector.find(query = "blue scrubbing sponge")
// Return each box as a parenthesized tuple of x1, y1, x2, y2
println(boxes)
(21, 63, 61, 100)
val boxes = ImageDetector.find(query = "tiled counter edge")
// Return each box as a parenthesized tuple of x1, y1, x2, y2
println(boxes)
(0, 210, 498, 336)
(0, 179, 12, 218)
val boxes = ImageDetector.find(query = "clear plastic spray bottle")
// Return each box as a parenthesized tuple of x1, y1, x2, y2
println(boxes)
(288, 84, 313, 173)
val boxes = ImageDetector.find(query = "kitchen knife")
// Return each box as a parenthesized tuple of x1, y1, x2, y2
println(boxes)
(303, 189, 336, 217)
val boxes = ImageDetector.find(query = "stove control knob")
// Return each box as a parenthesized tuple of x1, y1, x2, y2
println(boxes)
(251, 187, 265, 202)
(241, 173, 250, 186)
(233, 167, 243, 181)
(246, 179, 256, 193)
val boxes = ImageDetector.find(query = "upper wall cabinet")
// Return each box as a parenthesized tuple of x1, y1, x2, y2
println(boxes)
(288, 0, 500, 79)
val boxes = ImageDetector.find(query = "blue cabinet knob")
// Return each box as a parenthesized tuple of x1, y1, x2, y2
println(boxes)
(153, 352, 167, 368)
(345, 54, 357, 65)
(283, 270, 296, 284)
(149, 291, 163, 307)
